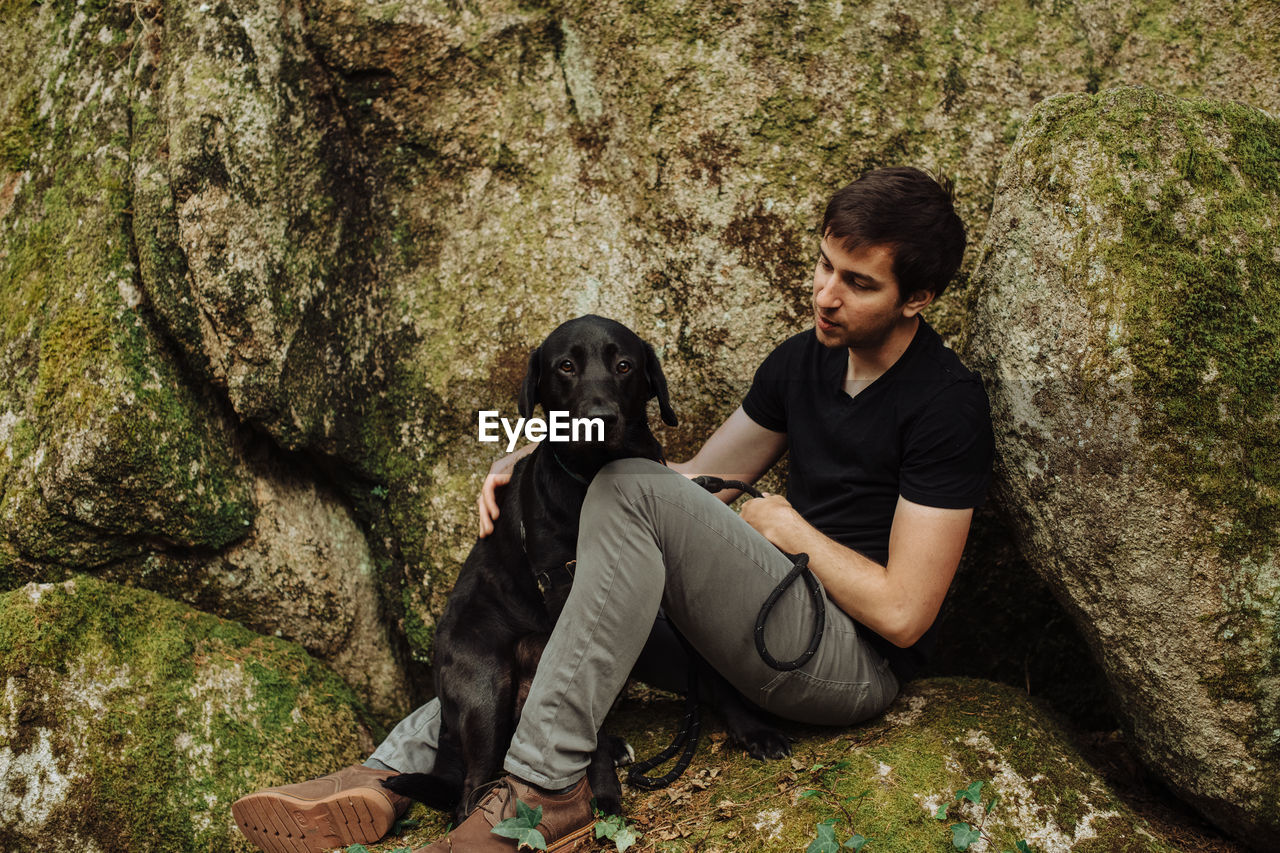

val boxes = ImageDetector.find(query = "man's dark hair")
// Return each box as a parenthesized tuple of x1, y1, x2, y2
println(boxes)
(822, 166, 966, 301)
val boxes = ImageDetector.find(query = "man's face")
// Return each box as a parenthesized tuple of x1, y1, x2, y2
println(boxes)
(811, 236, 919, 351)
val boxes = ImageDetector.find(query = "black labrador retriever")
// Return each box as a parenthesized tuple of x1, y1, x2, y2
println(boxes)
(383, 315, 788, 822)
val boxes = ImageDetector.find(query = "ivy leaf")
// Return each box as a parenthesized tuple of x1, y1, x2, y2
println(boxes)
(491, 800, 547, 851)
(950, 822, 982, 851)
(594, 814, 641, 852)
(611, 825, 639, 852)
(799, 789, 822, 799)
(956, 781, 984, 804)
(1016, 842, 1035, 853)
(934, 803, 950, 820)
(844, 832, 869, 850)
(806, 819, 841, 853)
(345, 846, 371, 853)
(986, 792, 1001, 815)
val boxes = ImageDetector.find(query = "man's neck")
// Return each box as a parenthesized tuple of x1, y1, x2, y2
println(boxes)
(843, 316, 921, 398)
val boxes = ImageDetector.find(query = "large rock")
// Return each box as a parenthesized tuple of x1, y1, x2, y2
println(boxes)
(358, 678, 1179, 852)
(110, 448, 411, 718)
(965, 87, 1280, 847)
(0, 576, 383, 852)
(0, 0, 408, 714)
(0, 0, 256, 574)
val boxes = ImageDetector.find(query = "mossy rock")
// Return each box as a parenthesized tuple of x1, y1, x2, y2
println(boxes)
(355, 678, 1176, 852)
(964, 87, 1280, 848)
(0, 0, 255, 579)
(0, 1, 410, 714)
(293, 0, 1280, 663)
(0, 575, 384, 852)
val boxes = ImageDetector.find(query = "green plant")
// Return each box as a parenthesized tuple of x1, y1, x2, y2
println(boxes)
(933, 780, 1035, 852)
(491, 799, 549, 850)
(806, 818, 869, 852)
(801, 760, 871, 852)
(595, 812, 642, 852)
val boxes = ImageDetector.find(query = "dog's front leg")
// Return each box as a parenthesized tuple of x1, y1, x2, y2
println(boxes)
(454, 669, 517, 824)
(585, 734, 630, 815)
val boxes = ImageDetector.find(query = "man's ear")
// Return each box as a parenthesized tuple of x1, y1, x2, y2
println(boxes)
(644, 343, 678, 427)
(518, 347, 541, 419)
(901, 288, 935, 318)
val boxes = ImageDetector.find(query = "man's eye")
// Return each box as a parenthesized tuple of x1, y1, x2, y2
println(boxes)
(616, 361, 632, 374)
(559, 360, 575, 374)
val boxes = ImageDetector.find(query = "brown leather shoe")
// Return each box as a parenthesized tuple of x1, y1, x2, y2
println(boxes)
(231, 764, 411, 853)
(416, 775, 595, 852)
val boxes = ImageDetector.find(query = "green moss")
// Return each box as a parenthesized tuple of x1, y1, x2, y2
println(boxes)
(1008, 90, 1280, 795)
(0, 575, 384, 851)
(1027, 91, 1280, 565)
(0, 88, 37, 172)
(0, 0, 255, 569)
(349, 678, 1172, 852)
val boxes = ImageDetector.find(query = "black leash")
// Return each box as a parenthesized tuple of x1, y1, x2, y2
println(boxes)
(690, 476, 826, 671)
(624, 628, 703, 791)
(625, 475, 826, 790)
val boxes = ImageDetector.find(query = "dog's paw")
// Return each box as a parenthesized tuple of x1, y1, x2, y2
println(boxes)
(602, 734, 636, 768)
(380, 772, 461, 809)
(593, 793, 624, 816)
(730, 727, 792, 761)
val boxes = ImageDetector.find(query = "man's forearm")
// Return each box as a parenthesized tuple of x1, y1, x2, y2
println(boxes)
(747, 506, 909, 644)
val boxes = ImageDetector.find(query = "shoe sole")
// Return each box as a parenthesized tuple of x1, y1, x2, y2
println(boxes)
(231, 788, 395, 853)
(548, 822, 596, 852)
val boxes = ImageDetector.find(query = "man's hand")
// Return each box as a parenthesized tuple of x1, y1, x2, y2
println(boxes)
(739, 492, 806, 551)
(477, 442, 538, 537)
(742, 494, 973, 648)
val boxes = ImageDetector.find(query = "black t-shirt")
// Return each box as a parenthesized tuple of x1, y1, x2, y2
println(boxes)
(741, 320, 993, 680)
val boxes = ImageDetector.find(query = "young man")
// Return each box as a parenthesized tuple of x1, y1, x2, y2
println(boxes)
(233, 166, 993, 853)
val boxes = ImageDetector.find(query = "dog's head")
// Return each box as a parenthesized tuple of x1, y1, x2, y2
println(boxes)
(518, 315, 677, 456)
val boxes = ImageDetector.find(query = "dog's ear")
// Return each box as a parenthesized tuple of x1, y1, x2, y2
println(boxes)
(518, 346, 541, 419)
(644, 342, 678, 427)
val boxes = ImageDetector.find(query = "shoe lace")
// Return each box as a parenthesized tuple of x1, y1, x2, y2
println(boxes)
(465, 776, 515, 821)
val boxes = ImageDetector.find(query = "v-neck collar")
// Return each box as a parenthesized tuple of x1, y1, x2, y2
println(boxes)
(828, 321, 929, 403)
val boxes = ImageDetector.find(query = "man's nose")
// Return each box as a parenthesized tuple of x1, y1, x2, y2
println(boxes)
(814, 274, 841, 308)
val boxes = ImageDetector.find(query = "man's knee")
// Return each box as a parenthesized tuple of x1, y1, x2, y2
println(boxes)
(585, 458, 674, 506)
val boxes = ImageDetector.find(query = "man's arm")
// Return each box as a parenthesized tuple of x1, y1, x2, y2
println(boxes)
(668, 406, 787, 502)
(739, 493, 972, 647)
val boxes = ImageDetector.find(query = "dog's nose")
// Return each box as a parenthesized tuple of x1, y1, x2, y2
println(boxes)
(583, 407, 620, 427)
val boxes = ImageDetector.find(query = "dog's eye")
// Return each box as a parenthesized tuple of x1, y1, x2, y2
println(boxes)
(558, 360, 575, 374)
(616, 361, 632, 374)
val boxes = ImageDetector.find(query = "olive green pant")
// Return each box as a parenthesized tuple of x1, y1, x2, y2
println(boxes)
(371, 459, 898, 787)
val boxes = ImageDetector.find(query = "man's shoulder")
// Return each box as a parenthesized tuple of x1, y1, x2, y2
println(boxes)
(894, 322, 991, 429)
(756, 328, 821, 374)
(906, 321, 983, 387)
(772, 328, 819, 357)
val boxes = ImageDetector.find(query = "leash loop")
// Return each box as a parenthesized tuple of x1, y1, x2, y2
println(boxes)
(692, 476, 827, 672)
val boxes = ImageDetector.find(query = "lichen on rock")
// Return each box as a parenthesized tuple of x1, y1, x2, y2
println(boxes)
(0, 575, 383, 852)
(965, 86, 1280, 847)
